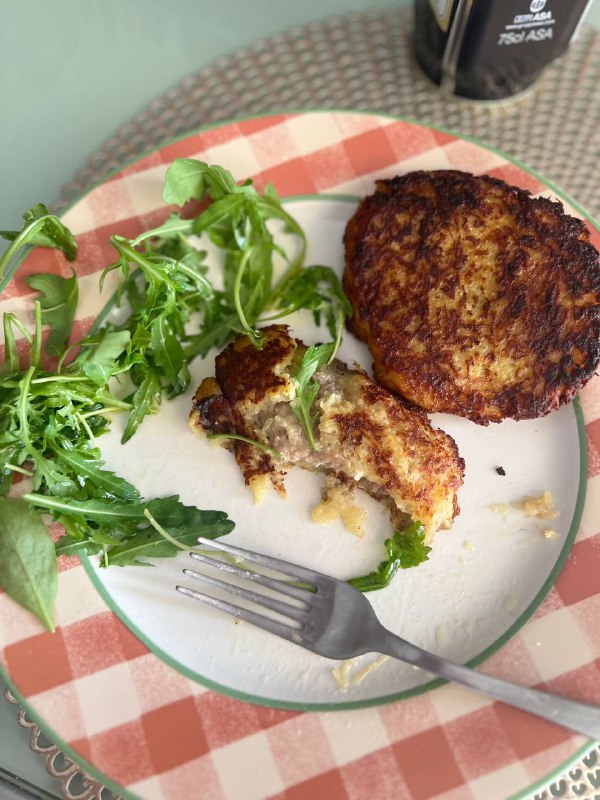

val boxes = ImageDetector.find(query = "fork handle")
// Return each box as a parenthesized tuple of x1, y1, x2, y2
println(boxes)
(376, 631, 600, 740)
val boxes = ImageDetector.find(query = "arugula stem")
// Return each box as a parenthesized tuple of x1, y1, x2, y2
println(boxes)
(79, 405, 130, 419)
(75, 412, 96, 443)
(232, 248, 257, 339)
(0, 218, 51, 293)
(143, 509, 200, 554)
(5, 463, 34, 477)
(143, 509, 252, 569)
(31, 302, 42, 369)
(31, 376, 92, 384)
(22, 493, 142, 519)
(207, 433, 283, 459)
(17, 366, 35, 448)
(132, 219, 194, 247)
(329, 310, 344, 364)
(147, 254, 211, 293)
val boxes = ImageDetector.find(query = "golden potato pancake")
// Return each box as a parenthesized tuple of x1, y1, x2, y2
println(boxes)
(343, 170, 600, 424)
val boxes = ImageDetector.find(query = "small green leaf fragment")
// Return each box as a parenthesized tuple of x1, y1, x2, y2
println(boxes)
(121, 369, 162, 443)
(289, 342, 336, 450)
(163, 159, 209, 206)
(348, 522, 430, 593)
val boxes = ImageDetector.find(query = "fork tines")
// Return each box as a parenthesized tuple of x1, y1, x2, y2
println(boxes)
(175, 538, 316, 641)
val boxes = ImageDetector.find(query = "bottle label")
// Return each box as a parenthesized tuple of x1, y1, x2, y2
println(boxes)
(497, 1, 556, 46)
(427, 0, 456, 33)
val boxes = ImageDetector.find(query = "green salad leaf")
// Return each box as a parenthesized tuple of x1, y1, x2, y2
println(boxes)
(0, 497, 57, 631)
(348, 522, 431, 592)
(0, 157, 359, 628)
(26, 270, 79, 357)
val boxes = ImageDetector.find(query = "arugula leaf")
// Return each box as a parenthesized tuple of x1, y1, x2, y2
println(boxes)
(150, 315, 186, 393)
(162, 159, 211, 206)
(75, 330, 131, 385)
(0, 497, 57, 631)
(121, 368, 162, 444)
(163, 159, 240, 206)
(51, 448, 140, 501)
(0, 204, 77, 294)
(289, 342, 336, 450)
(26, 270, 79, 356)
(162, 159, 310, 351)
(106, 501, 234, 567)
(21, 491, 235, 568)
(348, 522, 431, 592)
(22, 493, 146, 523)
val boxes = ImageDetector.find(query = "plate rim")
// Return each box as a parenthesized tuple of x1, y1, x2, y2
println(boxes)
(2, 107, 599, 799)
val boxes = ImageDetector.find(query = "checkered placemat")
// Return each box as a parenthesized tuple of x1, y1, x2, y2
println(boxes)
(2, 111, 600, 800)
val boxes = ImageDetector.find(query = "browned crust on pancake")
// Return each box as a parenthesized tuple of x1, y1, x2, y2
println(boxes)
(190, 325, 464, 540)
(343, 170, 600, 424)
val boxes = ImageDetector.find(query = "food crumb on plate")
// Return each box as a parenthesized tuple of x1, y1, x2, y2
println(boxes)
(513, 490, 558, 519)
(436, 624, 449, 649)
(495, 466, 506, 476)
(312, 482, 367, 538)
(488, 502, 511, 515)
(504, 594, 519, 613)
(543, 528, 560, 539)
(332, 658, 359, 691)
(332, 654, 389, 691)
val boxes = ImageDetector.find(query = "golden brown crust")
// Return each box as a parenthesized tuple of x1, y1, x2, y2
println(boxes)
(343, 170, 600, 424)
(190, 325, 464, 540)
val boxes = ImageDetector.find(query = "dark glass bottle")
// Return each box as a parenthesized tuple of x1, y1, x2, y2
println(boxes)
(414, 0, 593, 101)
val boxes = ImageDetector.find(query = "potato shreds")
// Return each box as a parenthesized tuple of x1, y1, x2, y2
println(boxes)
(190, 325, 464, 542)
(343, 170, 600, 424)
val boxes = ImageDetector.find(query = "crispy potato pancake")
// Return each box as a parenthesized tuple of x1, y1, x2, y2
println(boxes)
(190, 326, 464, 542)
(343, 170, 600, 424)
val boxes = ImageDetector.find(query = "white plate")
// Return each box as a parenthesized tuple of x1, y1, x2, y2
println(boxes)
(89, 196, 584, 708)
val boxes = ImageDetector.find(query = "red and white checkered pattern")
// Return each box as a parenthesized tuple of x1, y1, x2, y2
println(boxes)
(1, 111, 599, 800)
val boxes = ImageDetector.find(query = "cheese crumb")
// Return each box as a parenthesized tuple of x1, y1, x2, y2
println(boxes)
(332, 654, 390, 691)
(543, 528, 559, 539)
(331, 658, 359, 691)
(249, 474, 273, 505)
(312, 483, 367, 537)
(352, 654, 390, 686)
(513, 490, 558, 520)
(463, 540, 474, 551)
(488, 503, 510, 515)
(504, 594, 518, 612)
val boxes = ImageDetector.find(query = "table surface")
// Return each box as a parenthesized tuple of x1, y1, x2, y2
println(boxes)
(1, 1, 599, 798)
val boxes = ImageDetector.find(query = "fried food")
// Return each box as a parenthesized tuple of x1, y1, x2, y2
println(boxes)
(190, 325, 464, 542)
(343, 170, 600, 424)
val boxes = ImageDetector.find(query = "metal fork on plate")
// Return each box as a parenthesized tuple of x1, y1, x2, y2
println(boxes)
(176, 537, 600, 739)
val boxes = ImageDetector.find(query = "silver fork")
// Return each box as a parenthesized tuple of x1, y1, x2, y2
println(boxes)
(177, 537, 600, 739)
